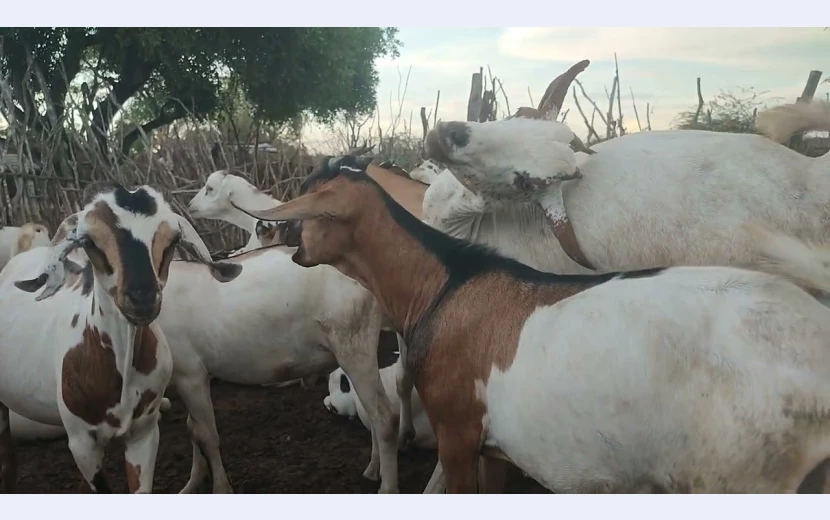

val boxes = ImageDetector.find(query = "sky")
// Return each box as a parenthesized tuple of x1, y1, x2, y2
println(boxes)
(304, 27, 829, 152)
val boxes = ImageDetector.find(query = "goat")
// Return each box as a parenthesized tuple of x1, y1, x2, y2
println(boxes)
(189, 171, 327, 389)
(0, 182, 241, 493)
(0, 223, 51, 270)
(189, 169, 283, 252)
(239, 156, 830, 494)
(193, 167, 422, 453)
(324, 360, 436, 450)
(125, 162, 413, 493)
(2, 222, 172, 442)
(418, 61, 830, 278)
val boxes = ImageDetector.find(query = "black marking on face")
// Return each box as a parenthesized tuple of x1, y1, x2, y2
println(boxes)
(339, 373, 351, 393)
(119, 232, 158, 303)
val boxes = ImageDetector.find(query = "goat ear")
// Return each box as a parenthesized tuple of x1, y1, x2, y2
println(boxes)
(538, 59, 590, 120)
(14, 214, 83, 300)
(15, 273, 48, 293)
(175, 215, 243, 283)
(569, 134, 596, 155)
(232, 191, 330, 223)
(354, 156, 374, 169)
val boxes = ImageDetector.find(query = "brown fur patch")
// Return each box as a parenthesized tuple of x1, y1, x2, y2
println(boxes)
(16, 230, 33, 254)
(132, 327, 158, 375)
(61, 325, 122, 425)
(125, 462, 142, 493)
(151, 221, 177, 283)
(414, 271, 599, 492)
(133, 389, 157, 419)
(105, 413, 121, 428)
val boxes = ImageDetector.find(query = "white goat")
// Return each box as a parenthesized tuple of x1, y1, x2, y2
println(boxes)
(188, 170, 322, 389)
(0, 182, 241, 493)
(158, 243, 399, 493)
(0, 223, 51, 270)
(189, 169, 282, 252)
(324, 360, 436, 450)
(418, 62, 830, 278)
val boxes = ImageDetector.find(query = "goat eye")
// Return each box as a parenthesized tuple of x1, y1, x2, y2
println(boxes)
(205, 186, 213, 193)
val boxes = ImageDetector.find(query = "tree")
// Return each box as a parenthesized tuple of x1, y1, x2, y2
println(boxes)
(0, 28, 400, 162)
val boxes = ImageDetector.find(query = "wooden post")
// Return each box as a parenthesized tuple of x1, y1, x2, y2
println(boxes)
(789, 69, 823, 150)
(467, 68, 483, 122)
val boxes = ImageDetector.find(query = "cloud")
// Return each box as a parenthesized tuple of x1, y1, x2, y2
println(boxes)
(498, 28, 822, 68)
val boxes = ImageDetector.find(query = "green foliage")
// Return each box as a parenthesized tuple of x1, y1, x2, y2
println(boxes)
(673, 87, 779, 134)
(0, 28, 400, 157)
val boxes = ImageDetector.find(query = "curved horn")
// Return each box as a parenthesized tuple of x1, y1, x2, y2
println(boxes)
(538, 60, 590, 120)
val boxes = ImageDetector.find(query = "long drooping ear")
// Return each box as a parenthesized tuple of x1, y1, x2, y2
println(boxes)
(175, 215, 243, 283)
(231, 190, 331, 223)
(14, 213, 83, 300)
(537, 59, 590, 121)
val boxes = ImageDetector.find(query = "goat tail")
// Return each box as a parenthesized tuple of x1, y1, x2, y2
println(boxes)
(755, 100, 830, 144)
(745, 223, 830, 294)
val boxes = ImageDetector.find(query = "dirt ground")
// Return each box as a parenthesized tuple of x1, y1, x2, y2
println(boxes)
(10, 333, 548, 494)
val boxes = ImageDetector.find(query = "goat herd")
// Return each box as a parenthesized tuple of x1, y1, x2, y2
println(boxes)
(3, 60, 830, 494)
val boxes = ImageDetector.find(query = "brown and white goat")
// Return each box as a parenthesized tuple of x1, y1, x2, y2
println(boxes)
(237, 158, 830, 493)
(0, 182, 241, 493)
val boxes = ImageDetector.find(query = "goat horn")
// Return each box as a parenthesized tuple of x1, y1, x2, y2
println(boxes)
(538, 60, 590, 121)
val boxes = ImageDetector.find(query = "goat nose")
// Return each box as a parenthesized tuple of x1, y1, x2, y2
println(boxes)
(127, 286, 156, 305)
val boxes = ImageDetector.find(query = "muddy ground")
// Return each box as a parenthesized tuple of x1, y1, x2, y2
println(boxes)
(11, 333, 548, 494)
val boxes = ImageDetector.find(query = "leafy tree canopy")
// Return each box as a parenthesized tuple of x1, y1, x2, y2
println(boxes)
(0, 27, 400, 157)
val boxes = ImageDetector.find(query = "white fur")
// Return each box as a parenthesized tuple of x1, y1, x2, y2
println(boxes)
(188, 170, 283, 252)
(323, 362, 436, 450)
(0, 187, 184, 492)
(423, 126, 830, 275)
(0, 223, 51, 272)
(432, 118, 578, 199)
(478, 262, 830, 492)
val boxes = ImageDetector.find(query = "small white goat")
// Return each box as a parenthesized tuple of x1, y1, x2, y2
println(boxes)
(324, 360, 436, 450)
(0, 182, 241, 493)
